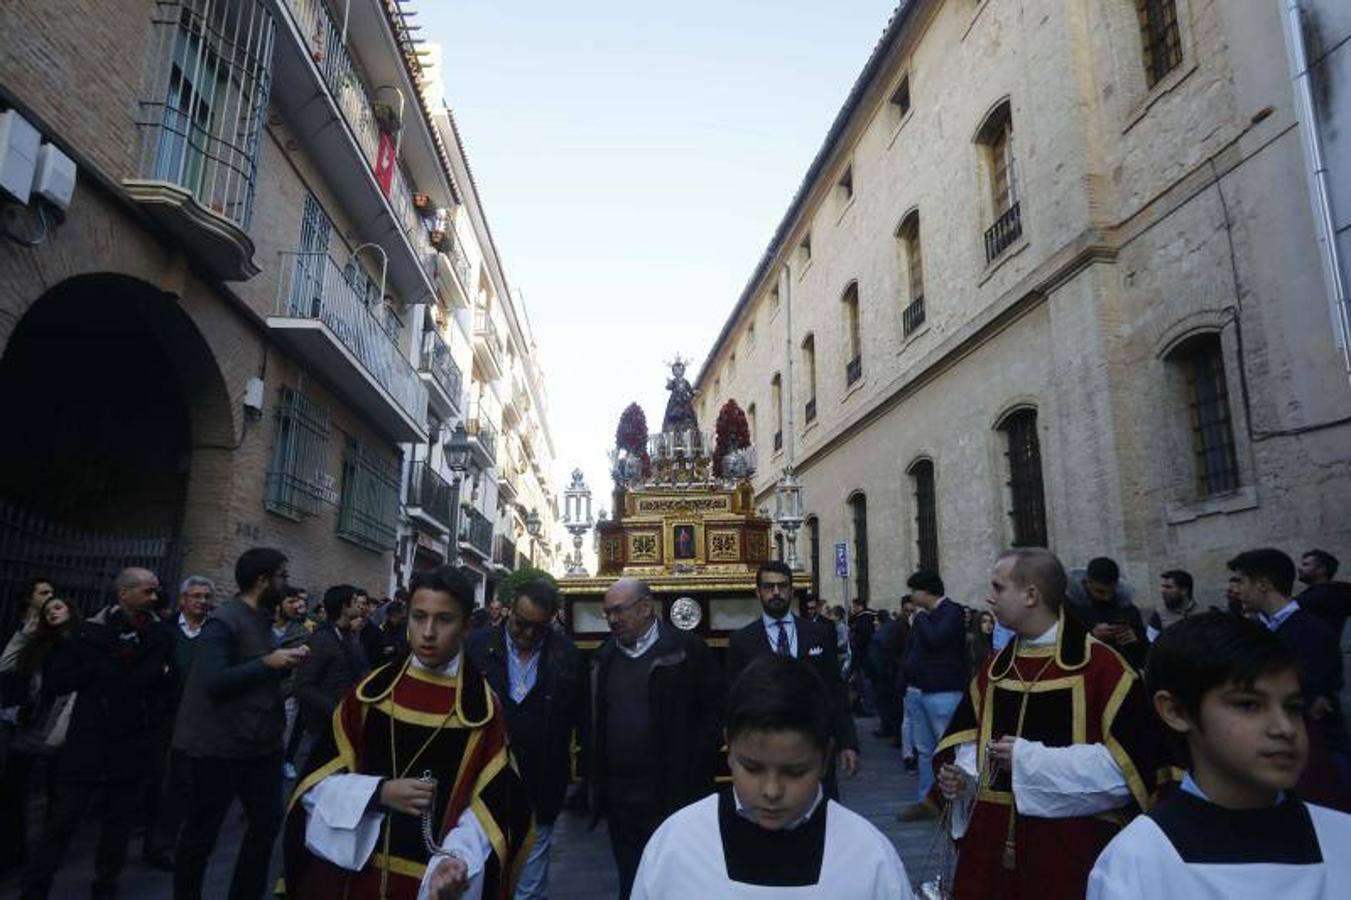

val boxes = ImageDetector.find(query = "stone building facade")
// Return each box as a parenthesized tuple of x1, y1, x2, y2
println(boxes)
(695, 0, 1351, 610)
(0, 0, 557, 619)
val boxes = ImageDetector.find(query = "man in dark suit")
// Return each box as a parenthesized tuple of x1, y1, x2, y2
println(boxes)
(726, 561, 860, 799)
(588, 577, 723, 900)
(291, 584, 365, 768)
(465, 579, 583, 899)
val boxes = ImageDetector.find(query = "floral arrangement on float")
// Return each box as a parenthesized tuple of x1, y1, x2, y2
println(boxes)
(610, 402, 651, 486)
(712, 399, 756, 482)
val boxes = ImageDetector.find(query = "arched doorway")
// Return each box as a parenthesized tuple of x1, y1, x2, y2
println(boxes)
(0, 274, 233, 625)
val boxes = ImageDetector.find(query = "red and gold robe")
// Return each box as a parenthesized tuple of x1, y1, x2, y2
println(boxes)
(282, 652, 533, 899)
(934, 613, 1171, 900)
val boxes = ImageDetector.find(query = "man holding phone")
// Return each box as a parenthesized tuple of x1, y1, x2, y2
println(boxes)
(1064, 557, 1148, 670)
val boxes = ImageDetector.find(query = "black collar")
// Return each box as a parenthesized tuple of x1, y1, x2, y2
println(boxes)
(1148, 788, 1322, 865)
(717, 789, 828, 886)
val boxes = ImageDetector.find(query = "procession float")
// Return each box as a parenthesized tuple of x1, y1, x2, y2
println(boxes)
(558, 358, 775, 652)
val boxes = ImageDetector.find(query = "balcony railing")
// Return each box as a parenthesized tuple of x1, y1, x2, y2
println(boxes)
(419, 327, 462, 412)
(284, 0, 379, 165)
(407, 461, 454, 532)
(128, 0, 276, 279)
(460, 507, 494, 558)
(902, 295, 926, 337)
(273, 251, 427, 436)
(494, 534, 517, 570)
(466, 407, 498, 466)
(984, 201, 1023, 263)
(773, 430, 783, 453)
(805, 397, 817, 424)
(846, 354, 862, 386)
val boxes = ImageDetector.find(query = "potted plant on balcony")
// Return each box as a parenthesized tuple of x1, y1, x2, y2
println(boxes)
(372, 100, 402, 135)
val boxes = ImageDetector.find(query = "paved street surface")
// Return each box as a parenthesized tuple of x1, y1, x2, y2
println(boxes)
(3, 716, 938, 897)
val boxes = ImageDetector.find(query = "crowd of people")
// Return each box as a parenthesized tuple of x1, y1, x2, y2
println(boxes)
(0, 542, 1347, 899)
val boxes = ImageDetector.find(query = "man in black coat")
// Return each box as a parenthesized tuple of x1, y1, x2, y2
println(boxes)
(588, 577, 722, 900)
(292, 584, 365, 763)
(465, 579, 583, 899)
(726, 561, 859, 799)
(19, 567, 173, 900)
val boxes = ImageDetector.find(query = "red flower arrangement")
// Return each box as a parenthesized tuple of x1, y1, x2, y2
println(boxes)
(712, 399, 751, 477)
(615, 402, 651, 477)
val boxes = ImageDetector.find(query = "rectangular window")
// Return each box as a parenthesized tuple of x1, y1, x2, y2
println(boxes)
(1184, 338, 1240, 496)
(911, 460, 939, 571)
(799, 233, 812, 264)
(770, 284, 781, 315)
(837, 165, 853, 202)
(1002, 409, 1048, 547)
(265, 387, 332, 519)
(337, 438, 401, 551)
(851, 494, 870, 605)
(990, 118, 1017, 215)
(891, 76, 911, 118)
(1138, 0, 1183, 87)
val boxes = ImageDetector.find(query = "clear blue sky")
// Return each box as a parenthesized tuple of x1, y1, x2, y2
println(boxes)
(420, 1, 898, 528)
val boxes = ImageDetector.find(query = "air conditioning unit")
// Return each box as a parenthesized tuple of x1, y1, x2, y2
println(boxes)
(0, 109, 40, 204)
(33, 142, 76, 212)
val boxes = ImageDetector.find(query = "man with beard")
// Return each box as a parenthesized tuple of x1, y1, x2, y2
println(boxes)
(727, 562, 858, 799)
(172, 547, 310, 900)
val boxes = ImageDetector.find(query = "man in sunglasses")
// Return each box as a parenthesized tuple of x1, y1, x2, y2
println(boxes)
(465, 580, 583, 900)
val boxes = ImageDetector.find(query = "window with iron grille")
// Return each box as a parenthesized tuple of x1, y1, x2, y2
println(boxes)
(1001, 409, 1047, 547)
(265, 387, 332, 519)
(774, 532, 785, 562)
(850, 493, 869, 604)
(1178, 335, 1240, 496)
(337, 439, 401, 552)
(771, 373, 783, 445)
(802, 334, 817, 419)
(910, 459, 939, 571)
(139, 0, 274, 230)
(1138, 0, 1183, 87)
(807, 516, 821, 601)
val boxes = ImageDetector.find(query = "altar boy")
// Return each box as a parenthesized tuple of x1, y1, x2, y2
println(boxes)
(631, 655, 911, 898)
(1088, 613, 1351, 899)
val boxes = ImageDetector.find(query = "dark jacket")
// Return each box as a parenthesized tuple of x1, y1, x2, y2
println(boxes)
(904, 599, 969, 694)
(1064, 581, 1149, 670)
(172, 596, 286, 759)
(46, 604, 173, 781)
(1296, 582, 1351, 643)
(293, 624, 365, 736)
(587, 621, 722, 821)
(466, 623, 584, 825)
(726, 615, 859, 753)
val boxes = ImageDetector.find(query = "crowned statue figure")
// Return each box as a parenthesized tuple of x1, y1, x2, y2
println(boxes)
(662, 357, 699, 434)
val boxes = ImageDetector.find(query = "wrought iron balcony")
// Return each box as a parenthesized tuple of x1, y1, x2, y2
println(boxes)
(406, 461, 454, 534)
(805, 397, 817, 424)
(466, 403, 498, 468)
(419, 327, 462, 417)
(434, 237, 473, 309)
(984, 201, 1023, 264)
(846, 354, 862, 386)
(494, 534, 517, 570)
(269, 251, 428, 442)
(126, 0, 275, 280)
(269, 0, 438, 304)
(459, 506, 494, 559)
(473, 307, 505, 379)
(902, 294, 926, 337)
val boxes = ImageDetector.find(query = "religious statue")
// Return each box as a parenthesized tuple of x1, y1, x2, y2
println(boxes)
(662, 358, 698, 434)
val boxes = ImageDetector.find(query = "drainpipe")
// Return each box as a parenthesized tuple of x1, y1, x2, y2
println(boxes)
(1281, 0, 1351, 382)
(783, 265, 796, 468)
